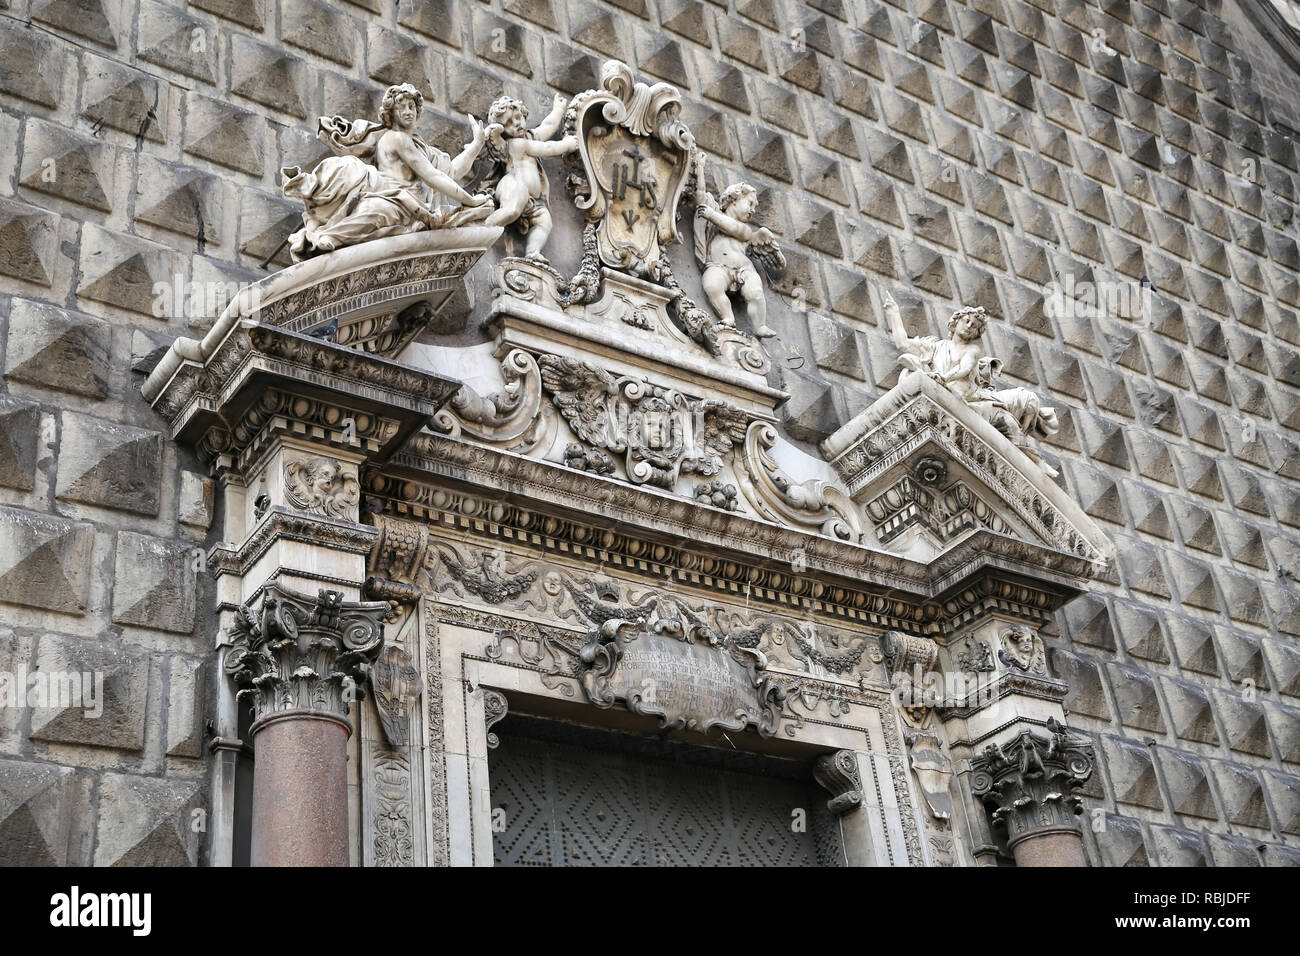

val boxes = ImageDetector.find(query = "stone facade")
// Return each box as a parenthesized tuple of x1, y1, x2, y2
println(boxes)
(0, 0, 1299, 867)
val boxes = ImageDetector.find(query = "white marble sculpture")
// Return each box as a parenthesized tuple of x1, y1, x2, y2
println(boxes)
(693, 173, 784, 339)
(481, 93, 579, 261)
(882, 291, 1060, 464)
(281, 83, 494, 261)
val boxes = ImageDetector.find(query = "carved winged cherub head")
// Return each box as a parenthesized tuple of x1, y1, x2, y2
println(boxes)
(379, 83, 424, 132)
(946, 305, 988, 343)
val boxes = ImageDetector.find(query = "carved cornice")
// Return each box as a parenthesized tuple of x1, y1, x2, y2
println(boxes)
(369, 437, 1094, 635)
(823, 377, 1112, 567)
(224, 582, 389, 724)
(968, 719, 1095, 848)
(209, 507, 378, 581)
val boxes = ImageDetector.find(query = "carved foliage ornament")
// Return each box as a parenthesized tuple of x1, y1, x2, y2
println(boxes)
(969, 719, 1095, 846)
(370, 645, 421, 746)
(224, 584, 389, 722)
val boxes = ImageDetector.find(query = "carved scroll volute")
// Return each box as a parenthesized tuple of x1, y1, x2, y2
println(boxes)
(482, 689, 509, 749)
(814, 750, 863, 816)
(734, 421, 862, 541)
(430, 348, 549, 452)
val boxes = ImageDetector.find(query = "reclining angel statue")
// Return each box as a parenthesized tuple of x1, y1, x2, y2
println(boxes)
(693, 158, 785, 338)
(882, 291, 1061, 473)
(281, 83, 495, 261)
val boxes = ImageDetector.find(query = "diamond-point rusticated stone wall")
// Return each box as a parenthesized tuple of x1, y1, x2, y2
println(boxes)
(0, 0, 1298, 866)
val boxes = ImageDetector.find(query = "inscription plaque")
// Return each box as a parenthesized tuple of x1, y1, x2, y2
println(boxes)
(581, 624, 787, 736)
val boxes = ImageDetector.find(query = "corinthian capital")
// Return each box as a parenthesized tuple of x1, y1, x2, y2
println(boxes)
(968, 719, 1095, 848)
(224, 583, 389, 723)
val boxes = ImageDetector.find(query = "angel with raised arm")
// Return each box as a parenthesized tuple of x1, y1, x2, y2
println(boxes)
(480, 93, 579, 261)
(693, 160, 785, 338)
(281, 83, 494, 260)
(881, 290, 986, 399)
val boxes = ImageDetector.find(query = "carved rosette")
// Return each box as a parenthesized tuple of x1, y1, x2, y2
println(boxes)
(224, 583, 390, 723)
(968, 721, 1095, 850)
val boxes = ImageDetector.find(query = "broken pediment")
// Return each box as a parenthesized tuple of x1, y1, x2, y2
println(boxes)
(822, 374, 1114, 567)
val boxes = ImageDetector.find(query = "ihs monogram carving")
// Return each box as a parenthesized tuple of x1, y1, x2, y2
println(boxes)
(565, 59, 695, 276)
(284, 456, 360, 519)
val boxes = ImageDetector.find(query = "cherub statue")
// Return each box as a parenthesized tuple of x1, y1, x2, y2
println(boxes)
(882, 291, 1059, 472)
(480, 93, 579, 260)
(693, 165, 785, 338)
(281, 83, 494, 260)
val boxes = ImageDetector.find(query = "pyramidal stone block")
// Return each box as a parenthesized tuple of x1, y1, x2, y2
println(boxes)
(0, 197, 59, 288)
(81, 54, 165, 144)
(76, 223, 175, 317)
(92, 774, 203, 866)
(111, 532, 198, 634)
(28, 634, 148, 751)
(138, 0, 219, 83)
(0, 507, 94, 615)
(134, 155, 222, 245)
(32, 0, 119, 48)
(282, 0, 356, 66)
(4, 299, 111, 399)
(0, 397, 39, 493)
(19, 120, 117, 213)
(55, 413, 162, 516)
(230, 35, 309, 118)
(0, 760, 80, 866)
(0, 19, 63, 107)
(183, 92, 266, 177)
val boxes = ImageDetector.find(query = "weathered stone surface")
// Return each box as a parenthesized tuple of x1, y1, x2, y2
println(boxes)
(0, 19, 65, 107)
(4, 300, 111, 399)
(0, 197, 59, 287)
(177, 471, 214, 530)
(55, 413, 162, 516)
(0, 397, 40, 492)
(29, 633, 147, 751)
(0, 508, 94, 615)
(76, 224, 176, 317)
(0, 760, 82, 866)
(1101, 735, 1164, 810)
(93, 773, 203, 866)
(166, 656, 203, 758)
(183, 92, 266, 176)
(111, 532, 198, 633)
(134, 155, 223, 245)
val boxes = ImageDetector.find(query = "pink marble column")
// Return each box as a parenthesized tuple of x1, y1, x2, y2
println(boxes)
(249, 710, 352, 867)
(226, 584, 388, 868)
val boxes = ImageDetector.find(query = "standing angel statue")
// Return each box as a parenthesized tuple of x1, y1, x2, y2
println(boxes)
(882, 291, 1060, 472)
(281, 83, 494, 261)
(478, 93, 579, 261)
(693, 158, 785, 338)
